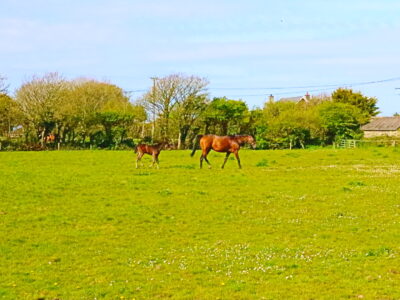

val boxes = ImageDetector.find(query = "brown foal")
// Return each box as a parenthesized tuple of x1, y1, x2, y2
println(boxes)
(135, 143, 165, 169)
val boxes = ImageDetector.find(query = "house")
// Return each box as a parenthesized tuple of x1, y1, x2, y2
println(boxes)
(361, 116, 400, 138)
(278, 92, 311, 104)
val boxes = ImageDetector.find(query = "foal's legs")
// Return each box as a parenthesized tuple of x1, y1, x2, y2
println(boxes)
(234, 150, 242, 169)
(136, 152, 144, 168)
(150, 153, 157, 168)
(221, 152, 231, 169)
(153, 153, 160, 169)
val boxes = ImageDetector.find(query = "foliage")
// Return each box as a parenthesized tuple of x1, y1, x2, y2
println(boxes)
(12, 74, 145, 149)
(259, 99, 324, 149)
(257, 92, 373, 149)
(0, 74, 8, 94)
(1, 149, 400, 298)
(202, 97, 249, 135)
(332, 88, 379, 121)
(0, 73, 381, 150)
(318, 102, 364, 143)
(0, 93, 22, 137)
(15, 73, 67, 144)
(141, 74, 208, 144)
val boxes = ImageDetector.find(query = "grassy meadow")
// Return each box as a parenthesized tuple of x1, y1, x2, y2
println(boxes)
(1, 148, 400, 299)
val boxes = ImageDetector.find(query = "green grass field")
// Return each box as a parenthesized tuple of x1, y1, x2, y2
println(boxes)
(1, 148, 400, 299)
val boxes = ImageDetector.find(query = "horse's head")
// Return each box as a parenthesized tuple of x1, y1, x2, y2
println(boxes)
(246, 135, 256, 149)
(236, 135, 256, 149)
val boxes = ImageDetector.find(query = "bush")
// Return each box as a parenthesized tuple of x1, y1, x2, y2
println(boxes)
(0, 138, 34, 151)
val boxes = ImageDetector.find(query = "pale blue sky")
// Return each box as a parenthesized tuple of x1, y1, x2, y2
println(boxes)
(1, 0, 400, 114)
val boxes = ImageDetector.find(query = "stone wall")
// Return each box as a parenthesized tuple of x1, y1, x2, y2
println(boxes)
(363, 130, 400, 138)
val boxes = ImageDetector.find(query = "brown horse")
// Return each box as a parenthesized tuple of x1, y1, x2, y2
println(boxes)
(135, 142, 166, 169)
(43, 134, 55, 143)
(191, 135, 256, 169)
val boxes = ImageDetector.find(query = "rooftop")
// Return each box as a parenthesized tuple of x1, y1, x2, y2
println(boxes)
(361, 116, 400, 131)
(278, 93, 311, 103)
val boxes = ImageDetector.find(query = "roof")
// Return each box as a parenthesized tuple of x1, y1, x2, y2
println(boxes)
(361, 116, 400, 131)
(279, 96, 304, 103)
(278, 93, 311, 103)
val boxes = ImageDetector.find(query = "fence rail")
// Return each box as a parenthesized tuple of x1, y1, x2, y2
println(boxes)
(338, 139, 398, 149)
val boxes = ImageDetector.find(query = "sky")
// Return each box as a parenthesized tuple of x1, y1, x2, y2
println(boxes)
(1, 0, 400, 115)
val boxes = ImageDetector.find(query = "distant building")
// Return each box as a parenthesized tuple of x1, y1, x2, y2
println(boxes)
(361, 116, 400, 138)
(9, 125, 24, 138)
(278, 92, 311, 104)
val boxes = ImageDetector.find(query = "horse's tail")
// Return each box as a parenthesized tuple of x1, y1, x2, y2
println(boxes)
(134, 145, 138, 153)
(190, 135, 203, 157)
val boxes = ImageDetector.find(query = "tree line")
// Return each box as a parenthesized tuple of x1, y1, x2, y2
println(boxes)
(0, 73, 379, 150)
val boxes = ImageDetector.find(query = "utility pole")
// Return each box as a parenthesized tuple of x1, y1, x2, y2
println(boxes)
(150, 77, 158, 143)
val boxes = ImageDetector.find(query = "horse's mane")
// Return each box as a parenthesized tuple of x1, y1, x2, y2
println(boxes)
(230, 135, 253, 145)
(230, 134, 250, 139)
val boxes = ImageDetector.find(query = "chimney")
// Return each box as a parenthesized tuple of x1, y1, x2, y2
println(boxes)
(268, 94, 274, 102)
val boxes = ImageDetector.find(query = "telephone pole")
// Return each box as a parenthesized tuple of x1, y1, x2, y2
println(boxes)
(150, 77, 158, 143)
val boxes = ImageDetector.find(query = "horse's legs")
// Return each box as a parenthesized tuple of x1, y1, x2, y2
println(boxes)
(155, 153, 160, 169)
(221, 152, 231, 169)
(234, 150, 242, 169)
(136, 153, 144, 168)
(204, 149, 212, 169)
(200, 148, 212, 169)
(204, 156, 211, 168)
(200, 155, 209, 168)
(150, 153, 157, 168)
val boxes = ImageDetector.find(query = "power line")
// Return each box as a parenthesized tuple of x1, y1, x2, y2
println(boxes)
(208, 76, 400, 91)
(125, 76, 400, 98)
(212, 77, 400, 98)
(223, 87, 339, 98)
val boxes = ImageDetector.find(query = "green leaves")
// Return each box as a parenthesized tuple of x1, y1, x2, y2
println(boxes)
(319, 102, 363, 142)
(332, 88, 379, 119)
(202, 97, 249, 135)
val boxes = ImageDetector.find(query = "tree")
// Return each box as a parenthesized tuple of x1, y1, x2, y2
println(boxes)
(258, 98, 326, 149)
(142, 74, 208, 144)
(0, 76, 21, 137)
(125, 103, 147, 140)
(0, 75, 9, 95)
(201, 97, 249, 135)
(0, 94, 21, 137)
(65, 80, 125, 144)
(71, 80, 145, 147)
(173, 93, 208, 149)
(332, 88, 379, 122)
(262, 101, 305, 149)
(15, 73, 67, 145)
(318, 102, 364, 144)
(95, 112, 132, 147)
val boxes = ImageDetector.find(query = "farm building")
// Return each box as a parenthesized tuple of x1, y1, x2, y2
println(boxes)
(361, 116, 400, 138)
(278, 92, 311, 104)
